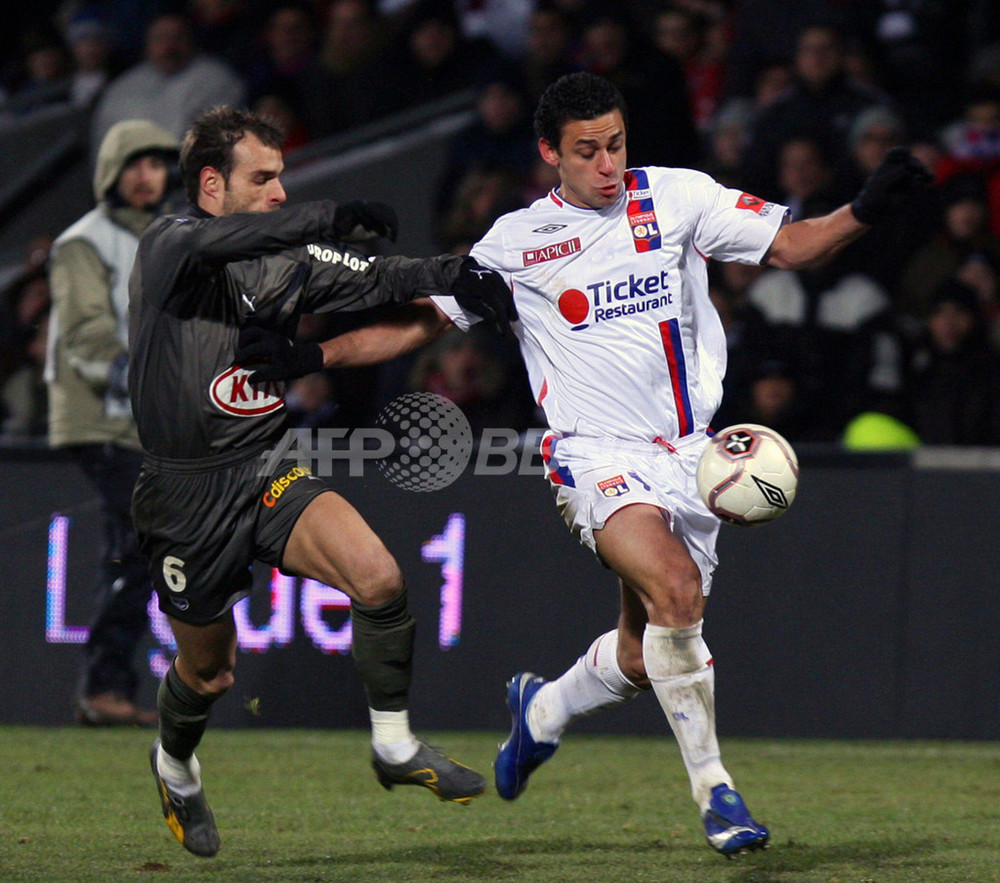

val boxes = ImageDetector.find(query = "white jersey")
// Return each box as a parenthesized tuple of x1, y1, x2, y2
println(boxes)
(434, 166, 788, 444)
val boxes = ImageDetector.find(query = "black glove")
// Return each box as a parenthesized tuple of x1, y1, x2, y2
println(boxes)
(450, 256, 518, 336)
(332, 200, 399, 242)
(235, 324, 323, 383)
(850, 147, 933, 226)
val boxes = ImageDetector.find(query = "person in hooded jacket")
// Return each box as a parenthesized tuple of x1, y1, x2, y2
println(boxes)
(45, 118, 180, 727)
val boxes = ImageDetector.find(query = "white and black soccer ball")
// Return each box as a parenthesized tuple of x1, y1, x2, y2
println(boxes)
(696, 423, 799, 526)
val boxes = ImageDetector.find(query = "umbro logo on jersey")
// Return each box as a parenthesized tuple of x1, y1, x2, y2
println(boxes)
(532, 223, 567, 234)
(523, 238, 581, 266)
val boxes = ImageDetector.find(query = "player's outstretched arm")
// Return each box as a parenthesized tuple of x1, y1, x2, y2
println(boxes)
(319, 299, 453, 368)
(764, 204, 865, 270)
(765, 147, 932, 271)
(234, 299, 453, 382)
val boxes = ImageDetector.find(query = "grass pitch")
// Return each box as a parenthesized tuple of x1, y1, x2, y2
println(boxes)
(2, 727, 999, 882)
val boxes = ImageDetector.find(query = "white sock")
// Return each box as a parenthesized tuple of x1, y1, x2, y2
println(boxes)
(642, 620, 731, 810)
(157, 744, 202, 797)
(370, 708, 419, 764)
(527, 630, 641, 744)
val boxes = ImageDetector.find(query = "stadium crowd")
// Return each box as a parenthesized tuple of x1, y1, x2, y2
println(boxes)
(4, 0, 1000, 447)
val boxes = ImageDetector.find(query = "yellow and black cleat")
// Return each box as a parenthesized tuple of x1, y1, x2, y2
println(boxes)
(372, 741, 485, 804)
(149, 740, 221, 857)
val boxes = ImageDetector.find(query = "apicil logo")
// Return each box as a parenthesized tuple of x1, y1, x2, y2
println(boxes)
(522, 237, 581, 267)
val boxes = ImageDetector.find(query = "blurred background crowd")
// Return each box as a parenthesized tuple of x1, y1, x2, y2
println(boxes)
(4, 0, 1000, 450)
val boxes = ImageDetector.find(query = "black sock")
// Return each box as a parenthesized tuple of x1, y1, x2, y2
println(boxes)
(157, 661, 215, 761)
(350, 589, 415, 712)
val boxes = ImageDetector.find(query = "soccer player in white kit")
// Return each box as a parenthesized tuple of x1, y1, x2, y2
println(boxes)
(240, 72, 931, 856)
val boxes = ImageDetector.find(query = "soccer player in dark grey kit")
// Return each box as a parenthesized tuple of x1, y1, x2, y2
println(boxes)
(130, 106, 512, 857)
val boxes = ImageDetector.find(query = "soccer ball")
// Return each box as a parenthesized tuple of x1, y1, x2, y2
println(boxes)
(696, 424, 799, 526)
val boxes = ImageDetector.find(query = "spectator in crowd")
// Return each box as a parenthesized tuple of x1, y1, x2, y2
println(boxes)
(652, 4, 727, 134)
(833, 105, 938, 295)
(701, 58, 794, 191)
(574, 11, 700, 168)
(724, 0, 854, 99)
(741, 23, 888, 200)
(186, 0, 264, 78)
(897, 173, 1000, 325)
(0, 22, 73, 115)
(0, 264, 50, 441)
(774, 134, 844, 221)
(244, 2, 319, 114)
(435, 165, 527, 254)
(935, 82, 1000, 238)
(840, 31, 879, 91)
(409, 325, 535, 436)
(299, 0, 395, 140)
(733, 356, 818, 442)
(706, 261, 774, 431)
(902, 278, 1000, 445)
(90, 12, 245, 149)
(519, 152, 563, 205)
(382, 0, 500, 113)
(856, 0, 969, 142)
(434, 72, 537, 230)
(955, 251, 1000, 346)
(63, 11, 123, 109)
(700, 97, 753, 188)
(453, 0, 534, 61)
(45, 119, 180, 727)
(253, 91, 311, 152)
(745, 243, 907, 440)
(842, 105, 907, 187)
(519, 3, 579, 104)
(752, 60, 792, 110)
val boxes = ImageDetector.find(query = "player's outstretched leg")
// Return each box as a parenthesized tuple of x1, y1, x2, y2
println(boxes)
(149, 739, 220, 857)
(495, 672, 558, 799)
(702, 784, 770, 857)
(372, 741, 485, 804)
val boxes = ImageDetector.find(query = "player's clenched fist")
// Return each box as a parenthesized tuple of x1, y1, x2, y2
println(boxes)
(235, 323, 323, 382)
(449, 257, 519, 335)
(850, 146, 933, 226)
(332, 199, 399, 242)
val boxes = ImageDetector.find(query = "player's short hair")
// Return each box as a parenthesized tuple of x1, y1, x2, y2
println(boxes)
(179, 106, 285, 203)
(533, 72, 628, 151)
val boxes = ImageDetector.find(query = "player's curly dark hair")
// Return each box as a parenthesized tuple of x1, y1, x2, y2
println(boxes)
(179, 106, 285, 203)
(533, 72, 628, 151)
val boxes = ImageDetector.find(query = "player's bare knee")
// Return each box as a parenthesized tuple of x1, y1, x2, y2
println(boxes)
(350, 555, 404, 607)
(191, 664, 236, 698)
(648, 566, 704, 626)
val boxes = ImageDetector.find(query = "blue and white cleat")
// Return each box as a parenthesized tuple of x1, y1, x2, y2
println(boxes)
(494, 673, 557, 800)
(703, 784, 770, 856)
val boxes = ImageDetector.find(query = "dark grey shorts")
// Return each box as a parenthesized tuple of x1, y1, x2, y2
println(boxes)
(132, 452, 329, 625)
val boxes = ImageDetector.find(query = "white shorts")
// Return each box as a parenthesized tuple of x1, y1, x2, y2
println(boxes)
(541, 432, 721, 596)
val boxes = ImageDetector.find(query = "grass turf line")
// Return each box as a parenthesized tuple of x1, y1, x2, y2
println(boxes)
(2, 727, 1000, 882)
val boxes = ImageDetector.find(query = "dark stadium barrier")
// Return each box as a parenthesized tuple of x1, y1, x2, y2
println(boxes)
(2, 445, 999, 739)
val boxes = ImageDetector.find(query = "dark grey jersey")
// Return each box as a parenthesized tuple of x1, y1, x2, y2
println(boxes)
(129, 202, 463, 460)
